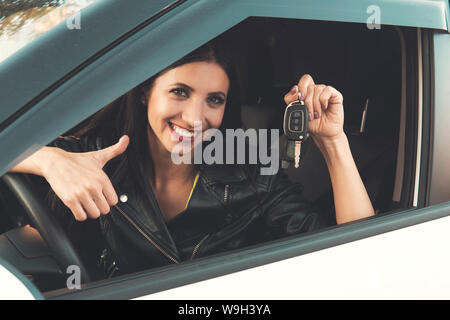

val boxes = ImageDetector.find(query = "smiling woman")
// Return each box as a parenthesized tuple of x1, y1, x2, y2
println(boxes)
(48, 39, 243, 222)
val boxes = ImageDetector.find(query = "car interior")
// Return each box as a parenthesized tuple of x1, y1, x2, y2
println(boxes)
(0, 17, 410, 292)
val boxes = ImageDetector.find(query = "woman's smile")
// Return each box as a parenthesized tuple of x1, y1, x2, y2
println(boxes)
(168, 121, 196, 142)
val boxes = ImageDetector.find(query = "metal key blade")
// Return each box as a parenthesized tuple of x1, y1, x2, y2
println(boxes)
(294, 140, 301, 168)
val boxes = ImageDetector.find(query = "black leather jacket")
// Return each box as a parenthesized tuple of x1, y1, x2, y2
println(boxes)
(46, 134, 332, 280)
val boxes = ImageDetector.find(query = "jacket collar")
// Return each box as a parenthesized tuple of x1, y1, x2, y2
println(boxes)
(113, 162, 248, 263)
(199, 163, 248, 185)
(100, 132, 250, 261)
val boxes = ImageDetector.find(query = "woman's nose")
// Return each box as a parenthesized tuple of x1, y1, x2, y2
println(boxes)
(182, 100, 204, 129)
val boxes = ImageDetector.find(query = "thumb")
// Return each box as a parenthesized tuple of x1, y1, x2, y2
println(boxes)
(95, 135, 129, 166)
(283, 85, 300, 105)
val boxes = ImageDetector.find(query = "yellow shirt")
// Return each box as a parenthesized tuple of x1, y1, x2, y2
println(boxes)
(184, 172, 200, 210)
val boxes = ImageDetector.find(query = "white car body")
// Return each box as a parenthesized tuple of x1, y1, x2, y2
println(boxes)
(142, 215, 450, 300)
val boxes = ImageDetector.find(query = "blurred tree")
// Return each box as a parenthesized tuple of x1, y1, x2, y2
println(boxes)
(0, 0, 65, 20)
(0, 0, 65, 35)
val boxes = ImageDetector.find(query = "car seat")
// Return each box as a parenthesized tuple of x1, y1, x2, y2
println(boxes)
(237, 18, 401, 223)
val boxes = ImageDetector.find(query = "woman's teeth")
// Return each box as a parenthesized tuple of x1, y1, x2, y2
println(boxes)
(170, 122, 194, 138)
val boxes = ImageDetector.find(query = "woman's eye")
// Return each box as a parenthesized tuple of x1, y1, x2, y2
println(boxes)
(208, 95, 225, 106)
(170, 88, 188, 98)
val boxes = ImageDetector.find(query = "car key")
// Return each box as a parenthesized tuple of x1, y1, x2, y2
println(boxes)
(283, 95, 309, 168)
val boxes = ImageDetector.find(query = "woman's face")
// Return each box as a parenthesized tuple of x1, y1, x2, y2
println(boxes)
(145, 61, 229, 154)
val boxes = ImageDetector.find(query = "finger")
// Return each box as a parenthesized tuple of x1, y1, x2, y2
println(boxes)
(320, 85, 344, 114)
(92, 189, 111, 215)
(313, 84, 326, 118)
(101, 175, 119, 207)
(283, 85, 299, 105)
(304, 85, 315, 120)
(327, 85, 344, 104)
(67, 201, 88, 222)
(297, 74, 315, 101)
(79, 192, 101, 219)
(319, 86, 333, 111)
(95, 135, 129, 167)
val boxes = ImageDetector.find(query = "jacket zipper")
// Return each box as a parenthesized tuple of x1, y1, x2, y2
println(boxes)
(223, 184, 230, 204)
(191, 185, 228, 260)
(99, 248, 119, 278)
(191, 234, 209, 260)
(114, 204, 180, 264)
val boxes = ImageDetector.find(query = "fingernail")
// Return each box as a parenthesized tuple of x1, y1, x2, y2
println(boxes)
(314, 112, 319, 119)
(300, 91, 305, 100)
(308, 113, 312, 121)
(289, 85, 297, 95)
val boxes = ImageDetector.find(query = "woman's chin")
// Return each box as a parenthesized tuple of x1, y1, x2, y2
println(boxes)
(165, 139, 194, 156)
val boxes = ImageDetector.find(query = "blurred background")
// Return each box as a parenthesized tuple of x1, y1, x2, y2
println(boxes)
(0, 0, 98, 62)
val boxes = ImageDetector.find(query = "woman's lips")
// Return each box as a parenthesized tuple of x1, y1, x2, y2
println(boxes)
(170, 122, 192, 131)
(168, 121, 197, 142)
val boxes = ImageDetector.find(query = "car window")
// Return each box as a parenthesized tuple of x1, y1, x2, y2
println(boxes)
(0, 0, 99, 63)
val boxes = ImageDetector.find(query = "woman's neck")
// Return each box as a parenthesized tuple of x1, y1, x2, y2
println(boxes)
(147, 126, 196, 189)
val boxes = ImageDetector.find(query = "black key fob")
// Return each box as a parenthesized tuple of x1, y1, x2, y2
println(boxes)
(283, 100, 309, 141)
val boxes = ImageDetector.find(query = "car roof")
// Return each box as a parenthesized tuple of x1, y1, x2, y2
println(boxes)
(0, 0, 448, 131)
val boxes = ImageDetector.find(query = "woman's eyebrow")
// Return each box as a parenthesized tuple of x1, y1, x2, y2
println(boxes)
(208, 91, 226, 97)
(170, 82, 226, 96)
(170, 82, 194, 91)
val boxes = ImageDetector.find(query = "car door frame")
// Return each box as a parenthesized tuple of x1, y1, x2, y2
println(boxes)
(0, 0, 449, 299)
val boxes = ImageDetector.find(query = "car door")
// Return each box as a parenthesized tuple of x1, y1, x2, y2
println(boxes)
(0, 257, 42, 300)
(0, 0, 449, 299)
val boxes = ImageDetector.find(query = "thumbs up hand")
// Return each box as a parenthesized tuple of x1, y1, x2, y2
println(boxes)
(43, 135, 130, 221)
(89, 135, 130, 169)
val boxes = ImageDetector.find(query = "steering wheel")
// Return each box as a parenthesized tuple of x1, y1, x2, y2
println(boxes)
(2, 172, 92, 284)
